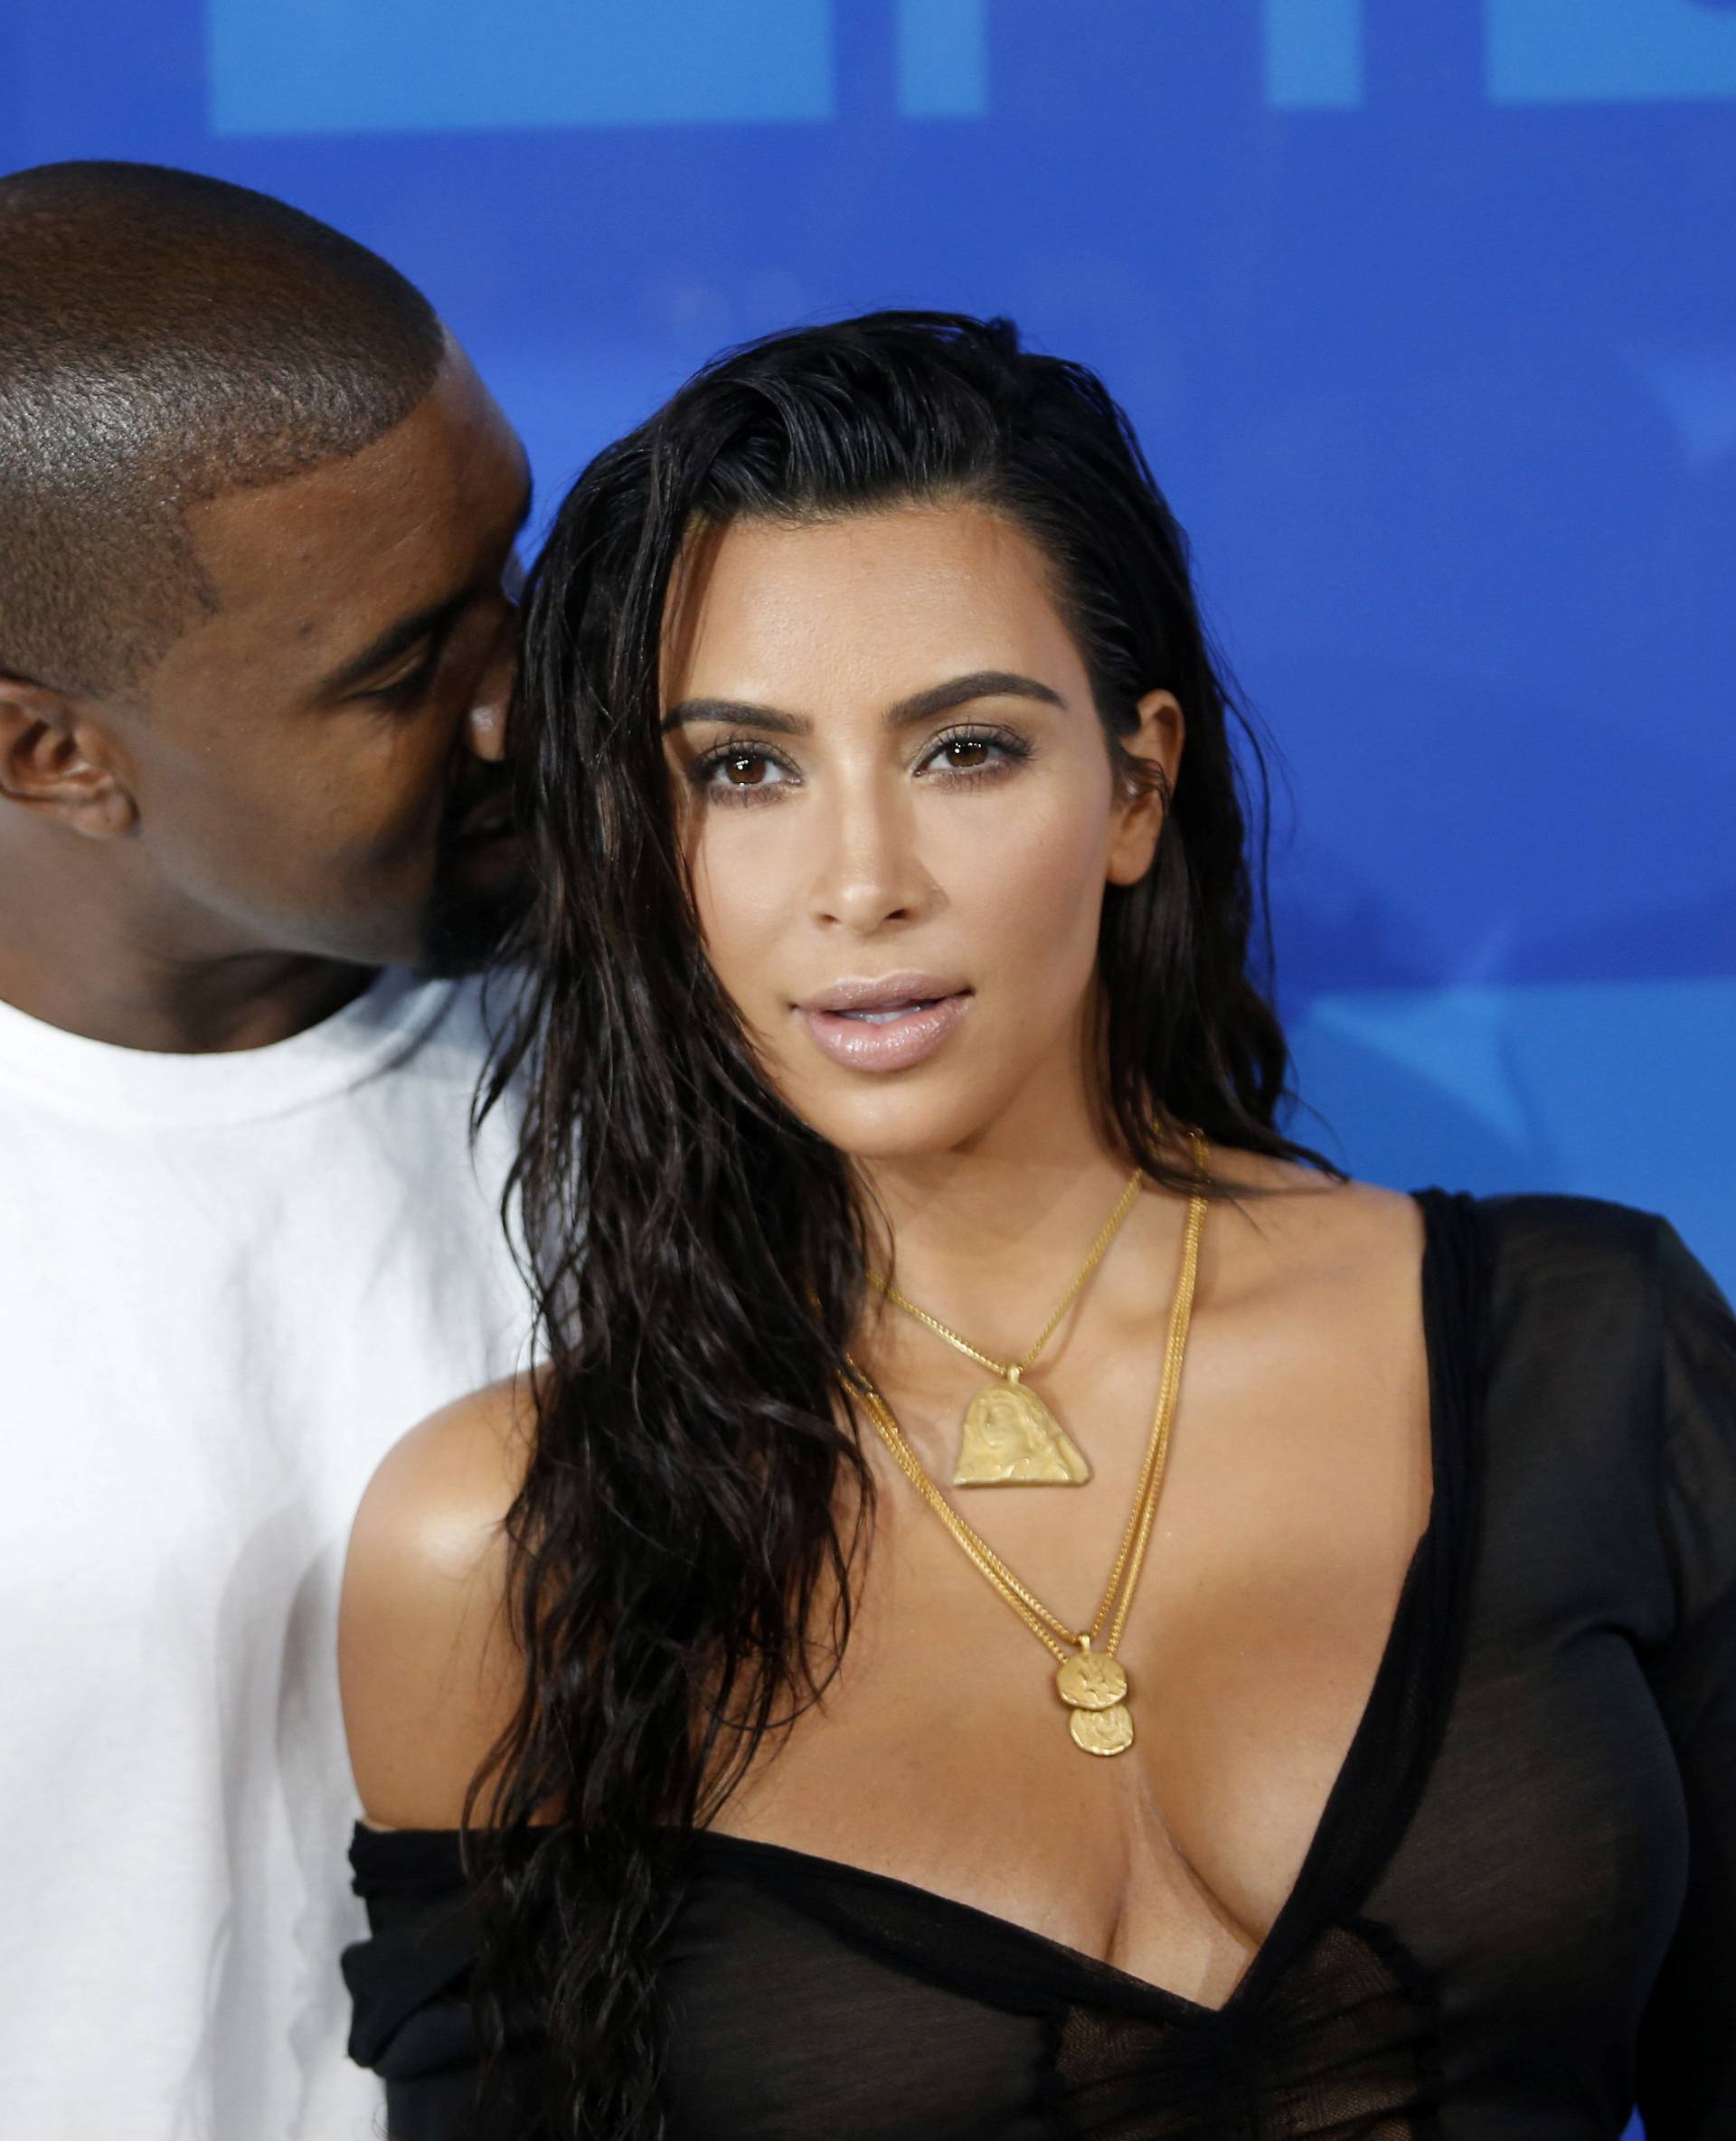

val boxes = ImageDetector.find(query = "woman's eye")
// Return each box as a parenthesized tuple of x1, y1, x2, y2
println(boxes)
(700, 746, 794, 797)
(919, 727, 1026, 778)
(937, 736, 992, 770)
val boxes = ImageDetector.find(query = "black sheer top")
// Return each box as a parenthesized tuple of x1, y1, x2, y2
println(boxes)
(344, 1194, 1736, 2138)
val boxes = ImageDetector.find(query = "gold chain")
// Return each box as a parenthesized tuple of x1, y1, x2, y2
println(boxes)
(857, 1396, 1081, 1661)
(850, 1137, 1208, 1669)
(1094, 1169, 1204, 1651)
(867, 1165, 1145, 1381)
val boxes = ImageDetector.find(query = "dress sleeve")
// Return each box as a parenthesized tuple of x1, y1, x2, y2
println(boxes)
(343, 1826, 542, 2140)
(1633, 1223, 1736, 2140)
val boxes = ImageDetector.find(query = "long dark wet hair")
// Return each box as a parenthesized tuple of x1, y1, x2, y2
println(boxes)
(475, 311, 1324, 2136)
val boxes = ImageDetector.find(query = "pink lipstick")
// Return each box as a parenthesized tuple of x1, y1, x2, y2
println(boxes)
(798, 973, 972, 1073)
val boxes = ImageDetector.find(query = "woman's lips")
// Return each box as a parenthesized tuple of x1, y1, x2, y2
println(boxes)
(800, 990, 971, 1072)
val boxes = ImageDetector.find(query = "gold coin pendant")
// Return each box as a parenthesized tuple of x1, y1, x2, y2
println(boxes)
(1070, 1703, 1135, 1758)
(1055, 1649, 1128, 1712)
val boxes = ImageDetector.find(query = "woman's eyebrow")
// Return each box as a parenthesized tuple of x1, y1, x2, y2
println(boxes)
(661, 671, 1062, 738)
(883, 671, 1064, 729)
(660, 697, 808, 736)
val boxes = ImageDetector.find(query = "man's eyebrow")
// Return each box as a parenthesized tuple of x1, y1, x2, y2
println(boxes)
(317, 481, 534, 699)
(660, 671, 1064, 737)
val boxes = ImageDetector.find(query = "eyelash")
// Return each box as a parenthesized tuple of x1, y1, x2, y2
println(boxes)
(925, 722, 1033, 784)
(366, 620, 467, 712)
(688, 722, 1033, 806)
(367, 659, 439, 712)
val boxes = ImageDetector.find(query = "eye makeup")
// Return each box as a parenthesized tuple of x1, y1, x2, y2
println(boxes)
(914, 721, 1034, 787)
(684, 718, 1037, 807)
(684, 732, 801, 804)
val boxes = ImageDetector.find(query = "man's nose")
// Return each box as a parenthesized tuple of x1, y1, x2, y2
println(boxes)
(464, 606, 516, 763)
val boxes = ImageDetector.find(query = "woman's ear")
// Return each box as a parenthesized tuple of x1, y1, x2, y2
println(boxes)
(1106, 689, 1183, 887)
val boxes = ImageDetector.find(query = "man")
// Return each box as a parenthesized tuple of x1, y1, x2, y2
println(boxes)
(0, 162, 533, 2137)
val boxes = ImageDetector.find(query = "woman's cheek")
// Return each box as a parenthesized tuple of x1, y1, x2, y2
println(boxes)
(693, 820, 797, 1008)
(942, 792, 1107, 976)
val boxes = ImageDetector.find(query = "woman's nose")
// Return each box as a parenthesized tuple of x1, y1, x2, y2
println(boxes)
(809, 783, 933, 933)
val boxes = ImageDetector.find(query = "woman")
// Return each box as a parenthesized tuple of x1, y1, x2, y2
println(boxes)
(339, 312, 1736, 2139)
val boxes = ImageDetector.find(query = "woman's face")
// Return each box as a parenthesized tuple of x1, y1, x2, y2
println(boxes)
(660, 502, 1180, 1162)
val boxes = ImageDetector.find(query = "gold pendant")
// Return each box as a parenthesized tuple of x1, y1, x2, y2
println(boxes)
(953, 1372, 1091, 1486)
(1070, 1704, 1135, 1757)
(1056, 1646, 1133, 1758)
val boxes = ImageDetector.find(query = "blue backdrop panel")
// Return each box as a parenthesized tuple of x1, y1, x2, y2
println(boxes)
(1489, 0, 1736, 102)
(1264, 0, 1366, 108)
(894, 0, 990, 118)
(1294, 977, 1736, 1267)
(6, 0, 1732, 1359)
(210, 0, 836, 136)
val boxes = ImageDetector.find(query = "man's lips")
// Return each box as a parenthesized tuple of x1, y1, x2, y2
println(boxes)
(797, 976, 973, 1073)
(448, 794, 516, 852)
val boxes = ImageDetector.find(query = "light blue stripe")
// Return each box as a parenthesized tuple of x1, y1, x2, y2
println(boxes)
(1289, 976, 1736, 1297)
(1487, 0, 1736, 106)
(895, 0, 989, 119)
(209, 0, 835, 137)
(1263, 0, 1365, 110)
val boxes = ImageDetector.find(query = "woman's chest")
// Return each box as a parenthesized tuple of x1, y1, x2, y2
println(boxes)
(719, 1200, 1439, 2002)
(720, 1419, 1429, 2005)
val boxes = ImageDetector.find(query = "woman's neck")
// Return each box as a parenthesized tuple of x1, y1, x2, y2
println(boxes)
(857, 1108, 1142, 1342)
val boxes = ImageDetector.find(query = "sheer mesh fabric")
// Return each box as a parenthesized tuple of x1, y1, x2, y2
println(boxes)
(344, 1194, 1736, 2138)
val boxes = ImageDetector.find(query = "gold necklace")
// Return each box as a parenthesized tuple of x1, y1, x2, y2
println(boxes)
(867, 1166, 1144, 1487)
(850, 1146, 1207, 1759)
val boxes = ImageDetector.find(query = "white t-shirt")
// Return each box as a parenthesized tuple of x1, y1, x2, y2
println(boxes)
(0, 969, 528, 2140)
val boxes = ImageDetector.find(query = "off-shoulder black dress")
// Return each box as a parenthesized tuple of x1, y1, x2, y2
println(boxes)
(344, 1194, 1736, 2138)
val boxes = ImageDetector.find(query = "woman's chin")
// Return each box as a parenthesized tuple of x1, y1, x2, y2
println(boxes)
(787, 1082, 1014, 1168)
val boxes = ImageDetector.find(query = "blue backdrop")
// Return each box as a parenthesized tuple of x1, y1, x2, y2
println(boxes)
(7, 0, 1733, 1318)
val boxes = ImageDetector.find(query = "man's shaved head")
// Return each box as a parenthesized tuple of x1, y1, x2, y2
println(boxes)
(0, 160, 448, 697)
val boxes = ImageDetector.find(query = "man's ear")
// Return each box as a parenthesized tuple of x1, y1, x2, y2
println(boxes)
(1106, 689, 1184, 887)
(0, 676, 138, 837)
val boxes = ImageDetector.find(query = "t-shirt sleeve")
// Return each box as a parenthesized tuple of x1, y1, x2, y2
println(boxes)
(343, 1826, 541, 2141)
(1633, 1223, 1736, 2140)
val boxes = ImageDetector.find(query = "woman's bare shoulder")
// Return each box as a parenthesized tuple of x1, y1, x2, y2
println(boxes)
(339, 1372, 540, 1831)
(1200, 1143, 1425, 1295)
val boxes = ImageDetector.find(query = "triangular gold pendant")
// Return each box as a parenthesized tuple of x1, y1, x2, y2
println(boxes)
(954, 1379, 1092, 1485)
